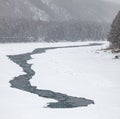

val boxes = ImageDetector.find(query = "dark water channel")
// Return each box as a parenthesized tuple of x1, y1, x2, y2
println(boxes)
(7, 43, 102, 108)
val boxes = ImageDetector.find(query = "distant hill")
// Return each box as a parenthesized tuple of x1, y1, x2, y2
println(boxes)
(0, 0, 119, 42)
(0, 0, 120, 22)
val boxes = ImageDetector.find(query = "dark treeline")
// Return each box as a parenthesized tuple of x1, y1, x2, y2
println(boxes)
(0, 18, 110, 42)
(108, 11, 120, 50)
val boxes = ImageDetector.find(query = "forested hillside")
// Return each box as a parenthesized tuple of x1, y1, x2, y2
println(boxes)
(0, 0, 119, 42)
(0, 19, 110, 42)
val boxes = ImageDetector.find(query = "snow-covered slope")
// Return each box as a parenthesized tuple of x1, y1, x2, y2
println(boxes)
(0, 0, 120, 22)
(0, 0, 49, 21)
(0, 0, 119, 42)
(50, 0, 120, 22)
(0, 42, 120, 119)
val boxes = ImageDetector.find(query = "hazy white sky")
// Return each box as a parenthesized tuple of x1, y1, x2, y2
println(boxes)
(104, 0, 120, 4)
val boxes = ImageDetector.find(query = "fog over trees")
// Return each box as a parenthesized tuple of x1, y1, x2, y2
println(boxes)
(0, 0, 120, 42)
(0, 18, 110, 42)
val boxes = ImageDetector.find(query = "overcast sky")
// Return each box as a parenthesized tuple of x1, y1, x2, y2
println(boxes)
(104, 0, 120, 4)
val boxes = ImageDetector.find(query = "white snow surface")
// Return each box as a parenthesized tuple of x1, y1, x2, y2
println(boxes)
(0, 41, 120, 119)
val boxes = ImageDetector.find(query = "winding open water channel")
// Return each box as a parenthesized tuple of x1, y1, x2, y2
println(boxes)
(7, 43, 102, 108)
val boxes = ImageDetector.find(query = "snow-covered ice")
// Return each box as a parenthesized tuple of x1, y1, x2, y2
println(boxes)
(0, 41, 120, 119)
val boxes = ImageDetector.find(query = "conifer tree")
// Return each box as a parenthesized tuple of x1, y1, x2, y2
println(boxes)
(108, 11, 120, 50)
